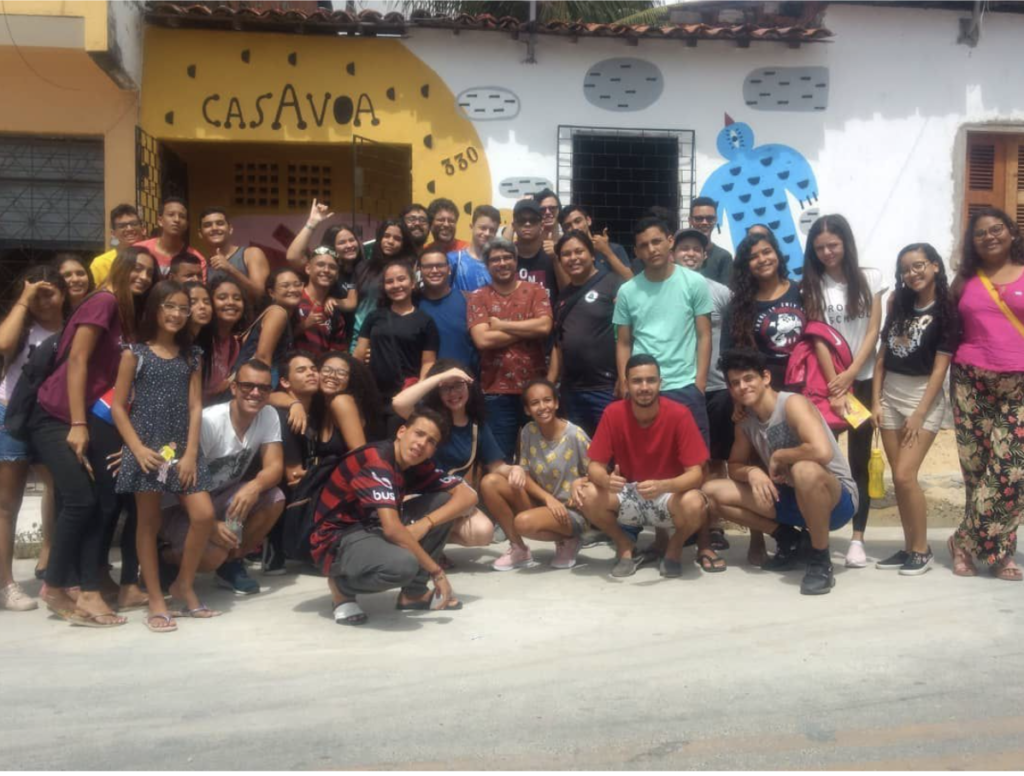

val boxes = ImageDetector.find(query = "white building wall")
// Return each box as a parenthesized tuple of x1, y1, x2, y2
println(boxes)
(403, 3, 1024, 280)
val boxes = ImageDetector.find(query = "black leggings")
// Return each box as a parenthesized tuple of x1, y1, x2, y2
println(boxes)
(836, 379, 872, 534)
(30, 410, 136, 591)
(92, 418, 138, 586)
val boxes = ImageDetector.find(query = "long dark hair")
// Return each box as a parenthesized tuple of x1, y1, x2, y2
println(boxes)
(316, 350, 385, 442)
(51, 252, 95, 298)
(136, 279, 193, 350)
(801, 214, 871, 321)
(321, 224, 363, 277)
(729, 231, 789, 349)
(195, 277, 250, 384)
(883, 243, 956, 350)
(953, 207, 1024, 298)
(420, 359, 487, 426)
(104, 246, 157, 343)
(355, 219, 416, 297)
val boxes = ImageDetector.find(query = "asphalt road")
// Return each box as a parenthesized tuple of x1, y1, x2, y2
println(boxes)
(2, 527, 1022, 770)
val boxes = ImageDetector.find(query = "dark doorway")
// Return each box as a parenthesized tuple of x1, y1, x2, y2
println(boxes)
(558, 126, 695, 250)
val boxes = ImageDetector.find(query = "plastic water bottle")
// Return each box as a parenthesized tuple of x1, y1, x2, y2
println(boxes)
(868, 447, 886, 499)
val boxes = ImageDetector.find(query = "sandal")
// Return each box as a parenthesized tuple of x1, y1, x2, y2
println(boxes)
(696, 550, 727, 573)
(333, 601, 367, 626)
(709, 528, 731, 551)
(70, 610, 128, 628)
(171, 604, 223, 618)
(438, 553, 456, 571)
(948, 536, 977, 577)
(396, 595, 463, 611)
(992, 556, 1023, 582)
(143, 613, 178, 633)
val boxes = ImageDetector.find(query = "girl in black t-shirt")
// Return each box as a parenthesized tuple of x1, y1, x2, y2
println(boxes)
(354, 259, 439, 404)
(870, 243, 955, 575)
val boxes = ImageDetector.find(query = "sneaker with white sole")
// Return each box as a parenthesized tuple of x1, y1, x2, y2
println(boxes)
(899, 547, 933, 576)
(491, 543, 537, 571)
(845, 539, 868, 568)
(875, 550, 909, 570)
(551, 537, 581, 569)
(0, 582, 38, 611)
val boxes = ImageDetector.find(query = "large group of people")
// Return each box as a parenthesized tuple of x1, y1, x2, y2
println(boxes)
(0, 188, 1021, 631)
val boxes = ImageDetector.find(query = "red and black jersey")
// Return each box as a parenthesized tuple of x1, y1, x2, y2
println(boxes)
(310, 440, 460, 574)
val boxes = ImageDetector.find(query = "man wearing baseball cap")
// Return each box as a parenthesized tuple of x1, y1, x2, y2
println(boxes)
(513, 199, 563, 300)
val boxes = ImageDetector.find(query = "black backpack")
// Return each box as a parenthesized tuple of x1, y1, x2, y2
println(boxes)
(3, 330, 65, 441)
(282, 455, 341, 564)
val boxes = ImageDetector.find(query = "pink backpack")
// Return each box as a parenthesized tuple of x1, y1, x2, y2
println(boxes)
(784, 320, 853, 430)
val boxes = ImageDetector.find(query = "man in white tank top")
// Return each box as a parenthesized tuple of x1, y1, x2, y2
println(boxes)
(702, 348, 857, 595)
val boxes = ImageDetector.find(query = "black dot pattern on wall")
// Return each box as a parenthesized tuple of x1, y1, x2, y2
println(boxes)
(187, 64, 196, 78)
(421, 84, 430, 98)
(463, 201, 472, 216)
(288, 52, 297, 66)
(423, 135, 433, 149)
(165, 111, 175, 125)
(427, 180, 436, 194)
(241, 49, 251, 63)
(346, 62, 356, 76)
(386, 87, 396, 101)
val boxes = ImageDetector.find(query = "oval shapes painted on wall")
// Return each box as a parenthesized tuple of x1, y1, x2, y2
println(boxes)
(499, 177, 554, 199)
(583, 58, 664, 112)
(743, 67, 829, 112)
(456, 86, 521, 121)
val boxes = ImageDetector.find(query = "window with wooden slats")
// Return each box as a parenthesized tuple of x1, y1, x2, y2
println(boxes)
(964, 131, 1024, 227)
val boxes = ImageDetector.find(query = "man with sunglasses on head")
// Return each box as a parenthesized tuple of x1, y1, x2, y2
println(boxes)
(91, 204, 145, 287)
(689, 197, 733, 287)
(158, 359, 285, 596)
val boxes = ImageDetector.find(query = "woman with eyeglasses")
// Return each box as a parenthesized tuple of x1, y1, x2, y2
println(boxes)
(947, 207, 1024, 582)
(31, 247, 157, 627)
(801, 214, 887, 569)
(870, 244, 955, 576)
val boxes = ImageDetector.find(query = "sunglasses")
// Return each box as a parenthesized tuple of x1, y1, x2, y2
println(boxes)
(235, 381, 272, 395)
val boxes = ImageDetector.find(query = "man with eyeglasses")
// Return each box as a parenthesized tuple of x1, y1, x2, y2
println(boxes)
(401, 203, 431, 251)
(424, 198, 469, 255)
(689, 197, 733, 287)
(535, 188, 562, 256)
(419, 247, 477, 370)
(90, 204, 145, 287)
(159, 359, 284, 596)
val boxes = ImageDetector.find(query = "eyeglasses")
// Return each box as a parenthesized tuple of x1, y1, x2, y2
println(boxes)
(419, 263, 449, 272)
(235, 381, 272, 395)
(973, 223, 1008, 240)
(439, 381, 469, 393)
(516, 218, 540, 227)
(114, 220, 141, 231)
(901, 261, 931, 277)
(405, 215, 429, 225)
(320, 367, 350, 379)
(691, 215, 717, 224)
(160, 302, 191, 317)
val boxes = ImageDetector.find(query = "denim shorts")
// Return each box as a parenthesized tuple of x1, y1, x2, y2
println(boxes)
(0, 403, 30, 463)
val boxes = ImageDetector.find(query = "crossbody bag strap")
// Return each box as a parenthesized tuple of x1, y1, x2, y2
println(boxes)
(978, 271, 1024, 341)
(448, 423, 479, 478)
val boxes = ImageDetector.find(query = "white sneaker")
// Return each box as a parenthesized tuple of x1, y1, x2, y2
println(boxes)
(845, 540, 868, 568)
(0, 582, 39, 611)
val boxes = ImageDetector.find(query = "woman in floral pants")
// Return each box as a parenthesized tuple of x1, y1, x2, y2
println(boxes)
(950, 207, 1024, 580)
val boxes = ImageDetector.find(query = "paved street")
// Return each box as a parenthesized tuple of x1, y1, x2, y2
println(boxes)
(2, 527, 1022, 770)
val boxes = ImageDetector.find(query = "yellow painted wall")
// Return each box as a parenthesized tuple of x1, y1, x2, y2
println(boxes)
(0, 47, 137, 248)
(2, 0, 109, 51)
(142, 27, 491, 240)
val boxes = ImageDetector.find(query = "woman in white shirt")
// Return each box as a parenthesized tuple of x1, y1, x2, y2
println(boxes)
(801, 215, 886, 568)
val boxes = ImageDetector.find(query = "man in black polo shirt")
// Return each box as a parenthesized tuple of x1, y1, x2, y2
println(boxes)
(513, 199, 563, 299)
(548, 229, 622, 437)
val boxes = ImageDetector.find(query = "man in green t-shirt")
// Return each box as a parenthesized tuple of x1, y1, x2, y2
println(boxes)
(613, 216, 713, 447)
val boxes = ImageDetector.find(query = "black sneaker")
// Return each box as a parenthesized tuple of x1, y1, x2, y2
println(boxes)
(763, 525, 802, 571)
(800, 558, 836, 595)
(899, 547, 933, 576)
(875, 550, 910, 570)
(216, 559, 261, 595)
(262, 538, 287, 576)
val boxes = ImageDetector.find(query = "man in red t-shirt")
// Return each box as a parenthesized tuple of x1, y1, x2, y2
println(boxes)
(466, 236, 552, 461)
(136, 197, 207, 278)
(581, 353, 719, 578)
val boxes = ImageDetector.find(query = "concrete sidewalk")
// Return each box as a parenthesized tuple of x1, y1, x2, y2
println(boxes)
(2, 527, 1022, 770)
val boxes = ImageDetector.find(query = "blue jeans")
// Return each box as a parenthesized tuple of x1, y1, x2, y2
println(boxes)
(562, 388, 616, 438)
(484, 394, 527, 463)
(661, 385, 710, 449)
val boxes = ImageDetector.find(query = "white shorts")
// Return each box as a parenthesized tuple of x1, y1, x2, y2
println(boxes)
(616, 483, 675, 529)
(880, 371, 947, 434)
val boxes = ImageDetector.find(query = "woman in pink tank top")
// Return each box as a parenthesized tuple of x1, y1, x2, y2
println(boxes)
(950, 207, 1024, 582)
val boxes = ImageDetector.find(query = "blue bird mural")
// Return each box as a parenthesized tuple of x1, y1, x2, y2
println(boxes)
(700, 114, 819, 274)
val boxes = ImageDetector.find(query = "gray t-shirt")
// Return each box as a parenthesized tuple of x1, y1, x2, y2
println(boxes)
(517, 420, 591, 503)
(704, 277, 732, 392)
(739, 391, 858, 509)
